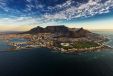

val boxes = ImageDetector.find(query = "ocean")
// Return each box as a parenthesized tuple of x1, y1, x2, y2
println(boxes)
(0, 31, 113, 76)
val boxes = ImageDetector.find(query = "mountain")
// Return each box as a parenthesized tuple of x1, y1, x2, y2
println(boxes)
(22, 26, 45, 34)
(21, 25, 92, 38)
(45, 25, 69, 33)
(73, 27, 91, 38)
(22, 25, 69, 34)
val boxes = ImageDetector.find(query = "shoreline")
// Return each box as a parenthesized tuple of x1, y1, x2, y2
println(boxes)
(4, 32, 112, 53)
(9, 41, 113, 53)
(50, 44, 112, 53)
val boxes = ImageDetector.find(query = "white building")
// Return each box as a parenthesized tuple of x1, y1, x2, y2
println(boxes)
(61, 43, 70, 46)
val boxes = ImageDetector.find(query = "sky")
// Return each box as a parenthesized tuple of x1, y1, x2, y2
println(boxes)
(0, 0, 113, 31)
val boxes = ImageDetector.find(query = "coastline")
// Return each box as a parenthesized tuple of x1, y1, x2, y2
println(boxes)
(50, 43, 112, 53)
(8, 39, 112, 53)
(3, 30, 112, 53)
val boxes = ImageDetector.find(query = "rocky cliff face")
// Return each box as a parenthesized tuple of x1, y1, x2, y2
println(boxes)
(45, 26, 69, 33)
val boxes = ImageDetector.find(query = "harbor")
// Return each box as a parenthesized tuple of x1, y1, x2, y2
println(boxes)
(5, 33, 112, 53)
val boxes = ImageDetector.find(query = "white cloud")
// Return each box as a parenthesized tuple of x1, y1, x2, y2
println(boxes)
(0, 17, 39, 26)
(42, 0, 113, 22)
(25, 0, 44, 12)
(0, 0, 112, 28)
(0, 17, 40, 31)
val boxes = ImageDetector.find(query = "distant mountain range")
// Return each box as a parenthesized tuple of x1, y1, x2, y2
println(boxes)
(21, 25, 92, 38)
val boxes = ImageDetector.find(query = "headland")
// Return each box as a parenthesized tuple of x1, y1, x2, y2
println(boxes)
(3, 25, 111, 53)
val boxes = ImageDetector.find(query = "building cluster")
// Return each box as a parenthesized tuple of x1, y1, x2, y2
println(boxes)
(9, 33, 54, 49)
(7, 32, 108, 52)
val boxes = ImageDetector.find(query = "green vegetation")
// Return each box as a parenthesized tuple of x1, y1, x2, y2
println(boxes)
(58, 41, 99, 49)
(72, 41, 99, 49)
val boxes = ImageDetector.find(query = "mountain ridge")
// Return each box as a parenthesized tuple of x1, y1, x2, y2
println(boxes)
(21, 25, 93, 38)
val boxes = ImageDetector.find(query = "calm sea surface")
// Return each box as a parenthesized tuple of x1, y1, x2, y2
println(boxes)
(0, 31, 113, 76)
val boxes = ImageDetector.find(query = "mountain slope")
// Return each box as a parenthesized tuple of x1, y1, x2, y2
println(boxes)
(21, 25, 93, 38)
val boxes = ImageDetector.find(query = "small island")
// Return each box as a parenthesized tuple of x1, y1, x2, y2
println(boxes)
(3, 25, 111, 53)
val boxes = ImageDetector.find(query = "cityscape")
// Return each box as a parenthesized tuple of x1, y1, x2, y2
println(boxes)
(1, 25, 111, 53)
(0, 0, 112, 76)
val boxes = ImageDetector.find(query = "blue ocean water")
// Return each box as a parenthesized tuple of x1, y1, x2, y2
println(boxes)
(0, 31, 113, 76)
(0, 40, 11, 51)
(10, 38, 28, 42)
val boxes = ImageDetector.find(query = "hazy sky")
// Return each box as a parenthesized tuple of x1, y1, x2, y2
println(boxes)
(0, 0, 113, 31)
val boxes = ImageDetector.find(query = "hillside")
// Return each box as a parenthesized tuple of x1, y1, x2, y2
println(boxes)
(21, 25, 93, 38)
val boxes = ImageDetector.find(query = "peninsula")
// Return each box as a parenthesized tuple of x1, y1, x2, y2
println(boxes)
(5, 25, 110, 53)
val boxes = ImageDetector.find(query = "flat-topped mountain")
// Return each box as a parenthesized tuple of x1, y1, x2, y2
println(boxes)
(45, 25, 69, 33)
(21, 25, 93, 38)
(23, 25, 69, 34)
